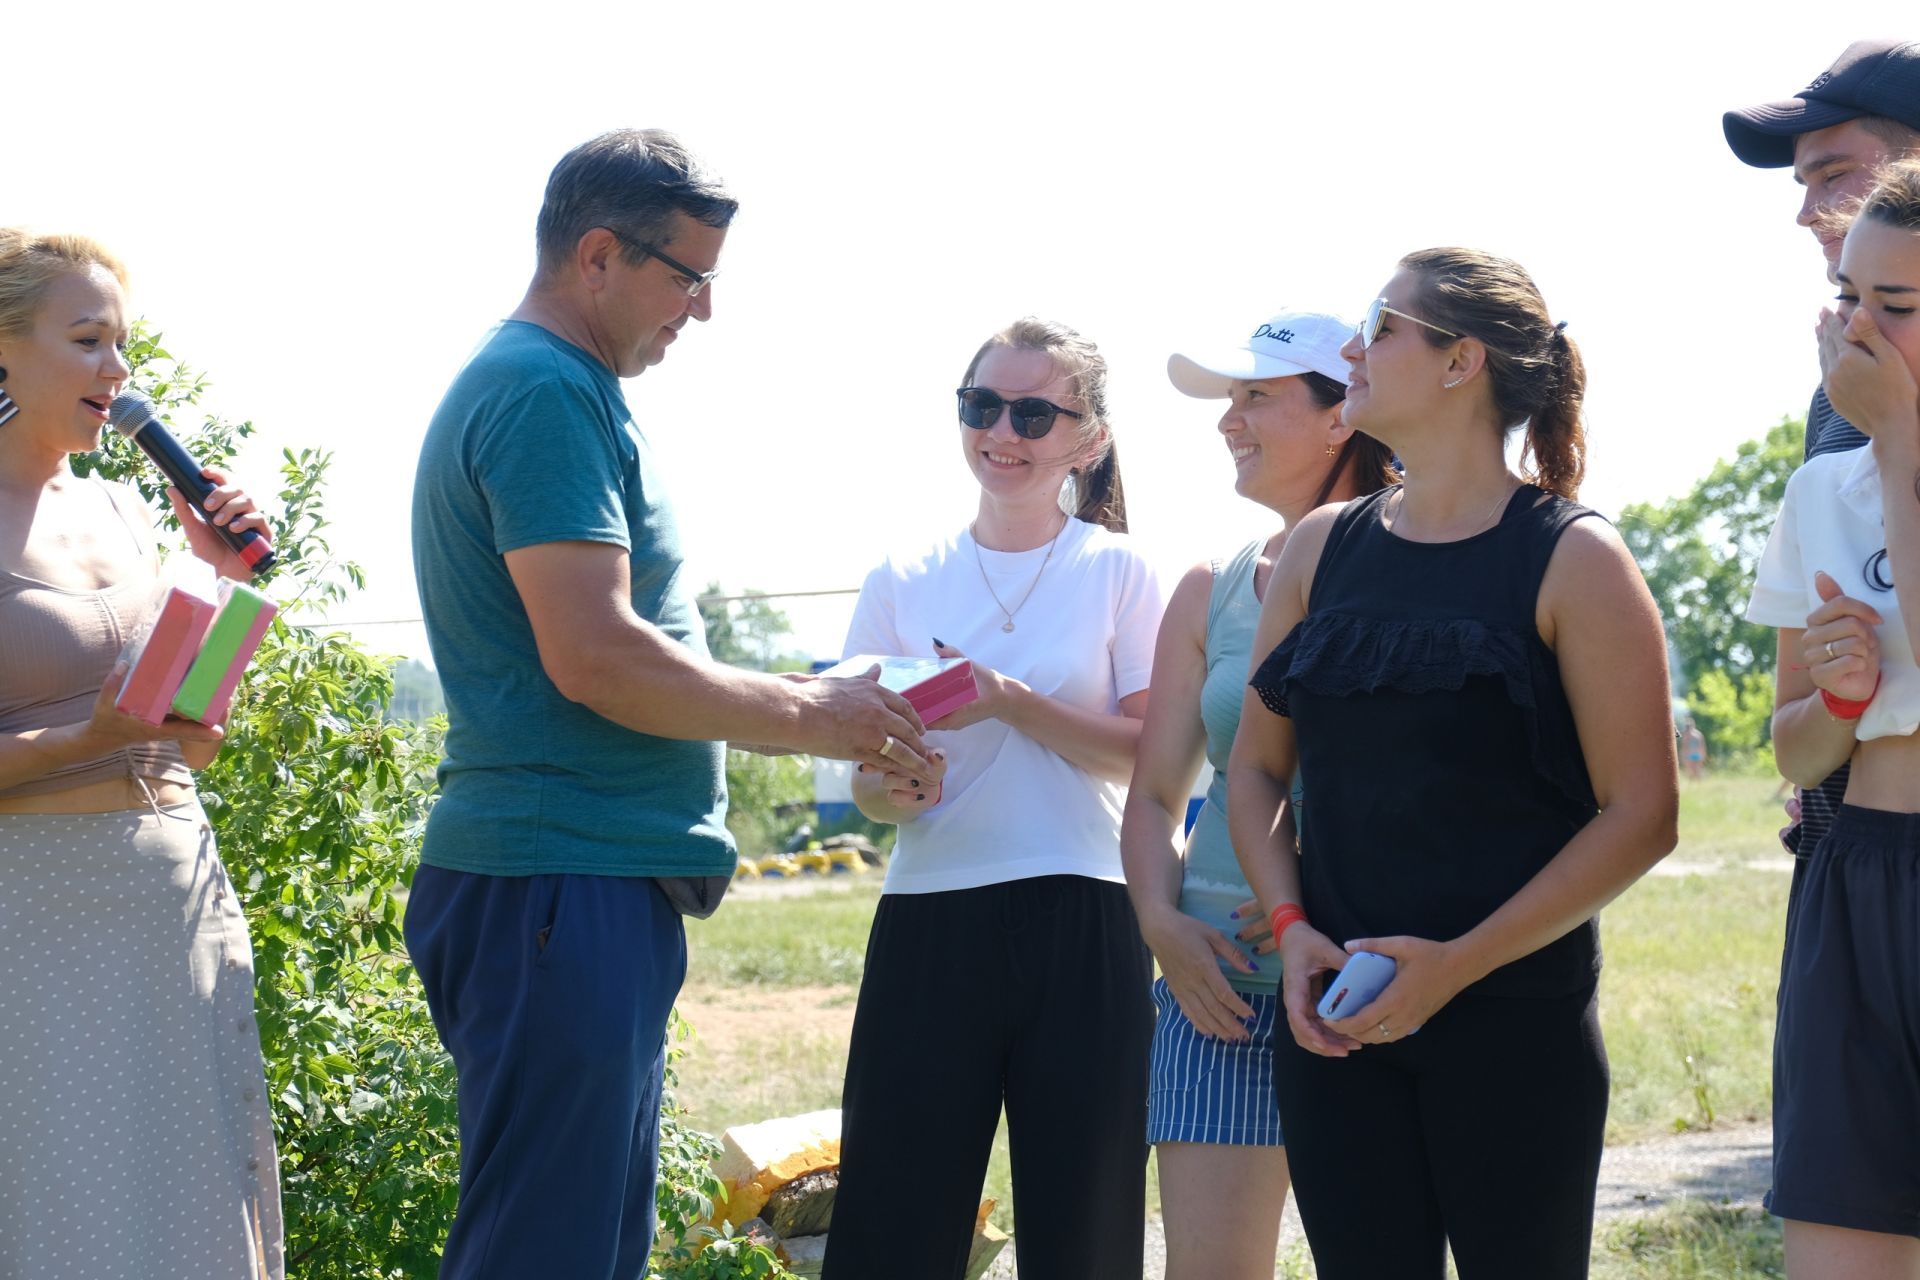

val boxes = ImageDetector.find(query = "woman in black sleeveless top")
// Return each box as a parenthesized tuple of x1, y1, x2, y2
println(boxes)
(1227, 249, 1679, 1279)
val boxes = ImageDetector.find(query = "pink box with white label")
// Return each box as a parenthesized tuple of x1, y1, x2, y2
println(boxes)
(820, 655, 979, 724)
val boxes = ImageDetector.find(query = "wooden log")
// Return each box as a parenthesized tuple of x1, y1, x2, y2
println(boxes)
(964, 1222, 1010, 1280)
(763, 1168, 838, 1238)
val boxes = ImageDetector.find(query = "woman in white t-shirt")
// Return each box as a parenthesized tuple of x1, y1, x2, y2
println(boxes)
(1745, 160, 1920, 1278)
(821, 318, 1164, 1280)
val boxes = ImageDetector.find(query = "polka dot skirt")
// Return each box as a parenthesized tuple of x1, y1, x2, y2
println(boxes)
(0, 804, 284, 1279)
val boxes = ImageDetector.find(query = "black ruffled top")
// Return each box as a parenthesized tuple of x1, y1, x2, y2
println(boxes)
(1249, 485, 1603, 999)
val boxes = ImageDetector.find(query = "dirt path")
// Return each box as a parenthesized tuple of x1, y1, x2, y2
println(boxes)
(679, 982, 1775, 1278)
(986, 1122, 1774, 1278)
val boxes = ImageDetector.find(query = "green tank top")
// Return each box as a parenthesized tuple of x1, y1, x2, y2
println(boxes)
(1175, 537, 1288, 995)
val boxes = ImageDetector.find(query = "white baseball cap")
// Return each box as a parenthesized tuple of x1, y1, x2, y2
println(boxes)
(1167, 309, 1355, 399)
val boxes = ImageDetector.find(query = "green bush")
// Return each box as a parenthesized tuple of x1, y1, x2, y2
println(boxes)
(93, 326, 461, 1275)
(1684, 669, 1778, 773)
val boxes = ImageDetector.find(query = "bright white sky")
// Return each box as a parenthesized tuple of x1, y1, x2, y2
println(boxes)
(11, 2, 1916, 661)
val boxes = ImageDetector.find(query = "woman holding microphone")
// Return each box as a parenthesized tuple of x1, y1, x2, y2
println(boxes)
(1120, 307, 1393, 1279)
(823, 318, 1164, 1280)
(0, 229, 282, 1279)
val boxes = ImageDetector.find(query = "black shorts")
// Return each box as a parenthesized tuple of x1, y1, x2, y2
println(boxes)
(1768, 805, 1920, 1238)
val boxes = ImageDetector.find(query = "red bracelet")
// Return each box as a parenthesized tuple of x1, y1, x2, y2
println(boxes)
(1268, 902, 1309, 944)
(1821, 672, 1881, 721)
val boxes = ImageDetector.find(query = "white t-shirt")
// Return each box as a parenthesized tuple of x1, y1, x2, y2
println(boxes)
(1746, 446, 1919, 741)
(843, 518, 1164, 894)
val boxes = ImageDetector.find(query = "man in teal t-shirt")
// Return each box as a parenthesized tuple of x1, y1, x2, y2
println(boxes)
(405, 130, 931, 1280)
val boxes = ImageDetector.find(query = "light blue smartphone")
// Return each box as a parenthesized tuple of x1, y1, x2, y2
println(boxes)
(1316, 951, 1398, 1022)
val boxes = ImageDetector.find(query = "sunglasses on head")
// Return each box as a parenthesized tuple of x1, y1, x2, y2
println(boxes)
(1359, 298, 1459, 348)
(955, 387, 1084, 439)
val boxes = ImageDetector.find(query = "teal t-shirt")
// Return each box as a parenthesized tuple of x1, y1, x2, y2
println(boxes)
(410, 320, 733, 878)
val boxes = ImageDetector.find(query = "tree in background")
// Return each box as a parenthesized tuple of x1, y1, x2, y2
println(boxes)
(1619, 419, 1803, 766)
(699, 583, 816, 856)
(698, 582, 812, 674)
(390, 657, 448, 723)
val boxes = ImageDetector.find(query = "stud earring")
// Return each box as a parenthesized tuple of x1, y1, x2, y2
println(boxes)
(0, 367, 16, 428)
(1443, 377, 1465, 389)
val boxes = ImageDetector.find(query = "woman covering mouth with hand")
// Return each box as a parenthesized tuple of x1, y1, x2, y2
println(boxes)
(822, 317, 1165, 1280)
(1749, 158, 1920, 1279)
(1120, 308, 1393, 1279)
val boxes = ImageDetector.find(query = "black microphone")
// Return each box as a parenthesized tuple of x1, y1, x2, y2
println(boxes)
(107, 391, 276, 577)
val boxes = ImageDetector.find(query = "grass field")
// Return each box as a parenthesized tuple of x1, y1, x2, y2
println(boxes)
(677, 773, 1794, 1274)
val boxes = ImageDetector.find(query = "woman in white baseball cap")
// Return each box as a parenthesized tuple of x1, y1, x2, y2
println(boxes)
(1119, 307, 1394, 1279)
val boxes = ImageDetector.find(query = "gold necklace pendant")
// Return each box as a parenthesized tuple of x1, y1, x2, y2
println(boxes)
(974, 516, 1068, 633)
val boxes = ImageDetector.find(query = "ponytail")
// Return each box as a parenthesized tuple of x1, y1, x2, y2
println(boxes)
(1071, 441, 1127, 532)
(1520, 326, 1587, 500)
(1402, 246, 1587, 500)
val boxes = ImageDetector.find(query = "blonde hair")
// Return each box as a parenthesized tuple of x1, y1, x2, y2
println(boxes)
(0, 229, 130, 343)
(959, 317, 1128, 532)
(1858, 157, 1920, 230)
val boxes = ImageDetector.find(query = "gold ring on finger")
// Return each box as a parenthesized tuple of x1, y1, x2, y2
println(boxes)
(880, 734, 899, 760)
(1825, 640, 1838, 661)
(1377, 1022, 1391, 1037)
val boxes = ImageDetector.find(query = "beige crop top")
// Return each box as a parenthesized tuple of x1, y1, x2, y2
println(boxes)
(0, 478, 192, 799)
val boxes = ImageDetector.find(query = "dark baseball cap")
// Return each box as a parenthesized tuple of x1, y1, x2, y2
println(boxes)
(1724, 39, 1920, 168)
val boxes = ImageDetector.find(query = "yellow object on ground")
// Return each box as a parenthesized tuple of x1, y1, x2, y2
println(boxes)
(713, 1109, 843, 1226)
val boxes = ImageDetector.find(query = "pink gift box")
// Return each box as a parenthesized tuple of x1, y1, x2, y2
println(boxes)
(820, 655, 979, 723)
(114, 585, 218, 725)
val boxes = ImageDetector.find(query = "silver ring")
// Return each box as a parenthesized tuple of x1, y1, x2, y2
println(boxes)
(1825, 640, 1839, 661)
(1377, 1022, 1392, 1038)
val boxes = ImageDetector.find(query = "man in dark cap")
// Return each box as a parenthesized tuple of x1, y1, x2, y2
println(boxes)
(1726, 38, 1920, 460)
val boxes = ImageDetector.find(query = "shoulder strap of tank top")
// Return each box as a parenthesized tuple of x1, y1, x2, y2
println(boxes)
(1206, 538, 1261, 632)
(91, 477, 155, 562)
(1306, 487, 1394, 610)
(1513, 486, 1603, 604)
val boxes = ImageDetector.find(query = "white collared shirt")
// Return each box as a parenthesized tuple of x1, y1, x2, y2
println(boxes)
(1747, 446, 1919, 741)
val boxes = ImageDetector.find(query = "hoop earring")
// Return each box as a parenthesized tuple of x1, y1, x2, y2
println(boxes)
(0, 367, 16, 428)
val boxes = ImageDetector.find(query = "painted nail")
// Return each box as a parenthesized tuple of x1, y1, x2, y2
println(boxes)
(932, 636, 946, 647)
(916, 793, 926, 802)
(1229, 909, 1239, 919)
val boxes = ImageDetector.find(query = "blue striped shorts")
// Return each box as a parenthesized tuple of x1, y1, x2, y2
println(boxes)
(1146, 975, 1285, 1146)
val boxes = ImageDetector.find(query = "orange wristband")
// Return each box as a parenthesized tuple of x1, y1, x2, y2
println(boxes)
(1268, 902, 1309, 944)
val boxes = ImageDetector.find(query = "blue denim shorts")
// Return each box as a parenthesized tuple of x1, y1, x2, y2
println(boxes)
(1146, 975, 1284, 1146)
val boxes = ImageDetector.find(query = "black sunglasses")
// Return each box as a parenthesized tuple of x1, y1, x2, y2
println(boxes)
(955, 387, 1084, 439)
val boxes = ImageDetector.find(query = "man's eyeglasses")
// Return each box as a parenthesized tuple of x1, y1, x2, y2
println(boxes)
(600, 227, 719, 297)
(956, 387, 1084, 439)
(1359, 298, 1459, 348)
